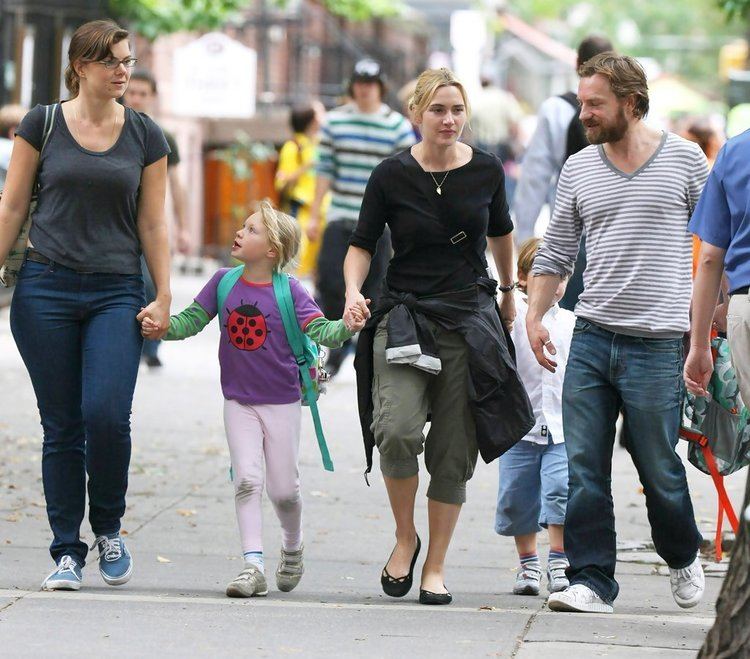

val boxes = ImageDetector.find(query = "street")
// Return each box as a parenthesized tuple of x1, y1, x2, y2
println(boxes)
(0, 272, 745, 658)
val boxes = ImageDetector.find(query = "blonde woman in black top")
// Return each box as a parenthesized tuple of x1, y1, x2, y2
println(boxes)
(344, 68, 533, 604)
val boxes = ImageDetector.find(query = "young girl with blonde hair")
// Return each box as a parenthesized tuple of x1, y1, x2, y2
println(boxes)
(142, 201, 364, 597)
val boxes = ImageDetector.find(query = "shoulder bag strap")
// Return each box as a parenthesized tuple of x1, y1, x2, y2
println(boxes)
(272, 272, 334, 472)
(216, 265, 244, 323)
(403, 160, 491, 280)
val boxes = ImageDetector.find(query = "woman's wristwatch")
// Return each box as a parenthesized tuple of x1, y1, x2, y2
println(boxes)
(498, 283, 516, 293)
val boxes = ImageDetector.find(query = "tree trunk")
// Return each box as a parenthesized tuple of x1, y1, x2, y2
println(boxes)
(699, 471, 750, 658)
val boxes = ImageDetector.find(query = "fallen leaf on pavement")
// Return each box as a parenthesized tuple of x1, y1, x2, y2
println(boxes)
(479, 606, 495, 611)
(176, 509, 196, 517)
(157, 555, 172, 563)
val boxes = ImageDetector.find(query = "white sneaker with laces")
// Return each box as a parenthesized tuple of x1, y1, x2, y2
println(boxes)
(547, 583, 613, 613)
(669, 556, 704, 609)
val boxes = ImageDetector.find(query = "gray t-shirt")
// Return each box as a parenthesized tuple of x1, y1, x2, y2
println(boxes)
(15, 103, 170, 274)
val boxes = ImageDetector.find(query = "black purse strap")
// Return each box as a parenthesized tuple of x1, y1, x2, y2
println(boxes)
(403, 157, 491, 280)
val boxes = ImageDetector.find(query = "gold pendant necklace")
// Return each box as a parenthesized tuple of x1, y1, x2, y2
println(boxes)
(428, 170, 450, 195)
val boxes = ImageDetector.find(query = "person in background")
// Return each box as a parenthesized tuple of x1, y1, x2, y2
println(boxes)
(307, 59, 416, 378)
(512, 35, 614, 312)
(124, 68, 191, 368)
(275, 104, 329, 279)
(470, 76, 523, 203)
(680, 118, 725, 281)
(0, 105, 28, 189)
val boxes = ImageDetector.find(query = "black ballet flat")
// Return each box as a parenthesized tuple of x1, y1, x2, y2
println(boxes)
(419, 587, 453, 605)
(381, 535, 421, 598)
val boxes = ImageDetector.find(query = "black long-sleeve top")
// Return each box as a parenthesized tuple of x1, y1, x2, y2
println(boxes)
(349, 147, 513, 296)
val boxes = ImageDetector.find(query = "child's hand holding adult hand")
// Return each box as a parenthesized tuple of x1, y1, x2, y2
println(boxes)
(347, 307, 367, 333)
(137, 299, 171, 340)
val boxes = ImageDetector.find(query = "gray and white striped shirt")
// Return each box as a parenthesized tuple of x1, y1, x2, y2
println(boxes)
(532, 132, 708, 338)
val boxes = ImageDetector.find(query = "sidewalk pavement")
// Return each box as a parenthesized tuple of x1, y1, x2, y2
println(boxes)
(0, 272, 745, 658)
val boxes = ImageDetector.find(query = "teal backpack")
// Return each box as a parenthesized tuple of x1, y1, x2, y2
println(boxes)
(680, 335, 749, 559)
(217, 266, 333, 471)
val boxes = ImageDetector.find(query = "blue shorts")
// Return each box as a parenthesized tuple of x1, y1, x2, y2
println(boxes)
(494, 437, 568, 536)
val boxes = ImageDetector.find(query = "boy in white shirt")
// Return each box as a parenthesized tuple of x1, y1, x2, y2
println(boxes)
(495, 238, 575, 595)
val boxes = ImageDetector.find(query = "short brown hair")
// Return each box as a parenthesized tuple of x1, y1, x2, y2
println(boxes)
(65, 20, 129, 98)
(517, 237, 541, 277)
(578, 53, 649, 119)
(408, 68, 471, 122)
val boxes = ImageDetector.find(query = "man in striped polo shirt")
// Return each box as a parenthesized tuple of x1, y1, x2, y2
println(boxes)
(526, 54, 706, 614)
(307, 59, 415, 375)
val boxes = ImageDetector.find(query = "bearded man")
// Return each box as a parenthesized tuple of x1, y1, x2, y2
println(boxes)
(525, 53, 708, 614)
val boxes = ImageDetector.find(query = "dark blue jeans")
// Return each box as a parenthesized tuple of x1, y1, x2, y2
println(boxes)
(10, 258, 144, 566)
(562, 318, 702, 603)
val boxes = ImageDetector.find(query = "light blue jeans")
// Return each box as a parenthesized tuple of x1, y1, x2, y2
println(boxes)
(495, 437, 568, 536)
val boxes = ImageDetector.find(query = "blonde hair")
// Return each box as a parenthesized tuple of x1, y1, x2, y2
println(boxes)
(65, 20, 129, 98)
(408, 68, 471, 122)
(257, 200, 301, 271)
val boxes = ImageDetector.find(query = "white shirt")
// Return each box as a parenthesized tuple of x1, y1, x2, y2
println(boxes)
(511, 291, 575, 444)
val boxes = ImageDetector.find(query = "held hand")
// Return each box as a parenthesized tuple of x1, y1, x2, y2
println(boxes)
(344, 291, 371, 329)
(526, 318, 557, 373)
(499, 291, 516, 332)
(140, 316, 161, 337)
(137, 300, 171, 340)
(347, 310, 367, 333)
(684, 346, 713, 397)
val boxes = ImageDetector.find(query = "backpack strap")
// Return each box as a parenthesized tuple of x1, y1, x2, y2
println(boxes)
(216, 265, 244, 323)
(272, 271, 334, 472)
(41, 103, 57, 151)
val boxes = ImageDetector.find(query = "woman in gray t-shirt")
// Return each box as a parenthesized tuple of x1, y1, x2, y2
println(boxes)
(0, 19, 171, 591)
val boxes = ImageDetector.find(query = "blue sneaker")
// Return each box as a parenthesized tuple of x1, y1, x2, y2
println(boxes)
(42, 555, 82, 591)
(91, 534, 132, 586)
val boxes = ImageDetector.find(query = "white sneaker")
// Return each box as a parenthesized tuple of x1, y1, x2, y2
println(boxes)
(547, 584, 613, 613)
(546, 558, 570, 593)
(513, 564, 542, 596)
(669, 556, 704, 609)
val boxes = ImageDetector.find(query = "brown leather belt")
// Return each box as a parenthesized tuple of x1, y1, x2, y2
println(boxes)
(25, 248, 52, 265)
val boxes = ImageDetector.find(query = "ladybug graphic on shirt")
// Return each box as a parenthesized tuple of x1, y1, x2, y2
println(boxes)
(225, 301, 270, 351)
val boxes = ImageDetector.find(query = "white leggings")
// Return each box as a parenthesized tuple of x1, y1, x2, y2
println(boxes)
(223, 399, 303, 554)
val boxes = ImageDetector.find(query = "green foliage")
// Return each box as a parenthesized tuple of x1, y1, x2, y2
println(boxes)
(108, 0, 249, 40)
(109, 0, 404, 40)
(214, 132, 276, 181)
(286, 0, 403, 20)
(510, 0, 744, 96)
(719, 0, 750, 20)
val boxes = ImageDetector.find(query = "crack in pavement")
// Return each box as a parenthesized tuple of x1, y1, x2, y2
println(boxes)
(125, 471, 223, 538)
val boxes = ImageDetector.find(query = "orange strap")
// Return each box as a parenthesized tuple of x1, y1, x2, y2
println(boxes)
(700, 444, 740, 561)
